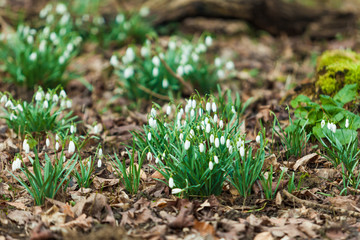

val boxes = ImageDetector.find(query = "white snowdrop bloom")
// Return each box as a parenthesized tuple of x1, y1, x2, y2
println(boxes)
(205, 36, 213, 46)
(125, 47, 135, 63)
(205, 117, 209, 124)
(59, 55, 66, 65)
(191, 99, 196, 109)
(70, 125, 76, 134)
(60, 90, 66, 98)
(209, 161, 214, 170)
(199, 143, 205, 153)
(66, 100, 72, 108)
(55, 141, 60, 151)
(155, 157, 160, 164)
(189, 129, 195, 138)
(52, 94, 59, 102)
(149, 117, 157, 128)
(206, 102, 211, 112)
(331, 123, 336, 133)
(16, 104, 23, 112)
(213, 114, 218, 123)
(176, 65, 184, 76)
(168, 41, 176, 50)
(191, 53, 199, 62)
(327, 122, 331, 130)
(217, 69, 225, 79)
(10, 113, 17, 120)
(210, 134, 215, 143)
(220, 136, 225, 145)
(55, 134, 59, 141)
(152, 56, 161, 67)
(0, 95, 7, 103)
(226, 139, 231, 148)
(5, 100, 13, 108)
(74, 36, 82, 45)
(162, 78, 169, 88)
(198, 108, 203, 116)
(166, 105, 171, 115)
(214, 155, 219, 164)
(214, 57, 222, 67)
(46, 14, 54, 24)
(240, 146, 245, 157)
(43, 26, 50, 37)
(63, 156, 66, 162)
(185, 104, 190, 114)
(140, 46, 149, 57)
(212, 102, 217, 112)
(231, 106, 236, 114)
(98, 148, 103, 157)
(97, 159, 102, 168)
(184, 139, 191, 150)
(68, 141, 75, 154)
(345, 119, 349, 128)
(56, 3, 67, 14)
(179, 108, 184, 117)
(226, 61, 235, 70)
(215, 138, 220, 148)
(256, 135, 261, 144)
(94, 125, 99, 134)
(43, 100, 49, 109)
(152, 67, 159, 77)
(116, 14, 125, 23)
(321, 120, 325, 128)
(67, 43, 74, 52)
(147, 152, 152, 161)
(219, 120, 224, 129)
(184, 64, 193, 74)
(12, 158, 22, 171)
(60, 13, 70, 25)
(179, 133, 184, 142)
(190, 109, 195, 118)
(147, 132, 152, 141)
(206, 123, 211, 133)
(139, 6, 150, 17)
(169, 177, 175, 188)
(124, 66, 134, 79)
(23, 139, 30, 153)
(29, 52, 37, 61)
(46, 138, 50, 147)
(110, 55, 119, 67)
(27, 35, 34, 44)
(39, 40, 46, 52)
(151, 108, 157, 117)
(164, 133, 169, 141)
(229, 145, 233, 154)
(172, 188, 182, 194)
(50, 32, 57, 42)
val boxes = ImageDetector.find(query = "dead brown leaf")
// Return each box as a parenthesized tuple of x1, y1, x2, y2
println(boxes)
(293, 153, 319, 171)
(168, 199, 194, 229)
(193, 220, 215, 236)
(7, 210, 33, 225)
(254, 232, 274, 240)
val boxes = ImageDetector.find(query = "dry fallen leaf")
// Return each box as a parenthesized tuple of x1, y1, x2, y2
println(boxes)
(193, 220, 215, 236)
(293, 153, 319, 171)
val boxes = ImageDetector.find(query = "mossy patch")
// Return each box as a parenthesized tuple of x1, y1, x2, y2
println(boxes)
(316, 49, 360, 95)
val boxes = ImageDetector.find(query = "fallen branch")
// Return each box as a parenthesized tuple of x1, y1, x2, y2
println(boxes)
(136, 84, 171, 101)
(282, 190, 360, 217)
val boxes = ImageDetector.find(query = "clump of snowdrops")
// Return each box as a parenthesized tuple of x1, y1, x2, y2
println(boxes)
(111, 36, 236, 100)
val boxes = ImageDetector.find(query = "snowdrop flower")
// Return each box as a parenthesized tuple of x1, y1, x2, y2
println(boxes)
(39, 40, 46, 52)
(124, 66, 134, 79)
(10, 113, 17, 120)
(140, 46, 149, 57)
(97, 159, 102, 168)
(66, 100, 72, 108)
(198, 108, 203, 116)
(212, 102, 217, 112)
(29, 52, 37, 61)
(327, 122, 331, 130)
(209, 161, 214, 170)
(215, 138, 220, 148)
(147, 132, 152, 141)
(162, 78, 169, 88)
(205, 36, 213, 46)
(55, 134, 59, 141)
(176, 65, 184, 76)
(94, 125, 99, 134)
(55, 141, 60, 151)
(155, 157, 160, 164)
(116, 14, 125, 23)
(184, 139, 191, 150)
(219, 120, 224, 129)
(172, 188, 182, 194)
(191, 53, 199, 62)
(214, 58, 221, 67)
(345, 119, 349, 128)
(59, 56, 65, 65)
(110, 55, 119, 67)
(152, 67, 159, 77)
(191, 100, 196, 109)
(60, 90, 66, 98)
(0, 95, 7, 103)
(56, 3, 67, 14)
(199, 143, 205, 152)
(321, 120, 325, 128)
(169, 177, 174, 188)
(5, 100, 13, 108)
(217, 69, 225, 79)
(190, 109, 195, 118)
(50, 32, 57, 42)
(68, 141, 75, 154)
(168, 41, 176, 50)
(213, 114, 218, 123)
(23, 139, 30, 153)
(189, 129, 195, 138)
(179, 133, 184, 142)
(166, 105, 171, 115)
(139, 6, 150, 17)
(331, 123, 336, 133)
(226, 139, 231, 148)
(220, 136, 225, 145)
(67, 43, 74, 52)
(98, 148, 103, 157)
(184, 65, 193, 74)
(12, 158, 22, 171)
(226, 61, 235, 70)
(214, 155, 219, 164)
(152, 56, 161, 67)
(46, 138, 50, 147)
(149, 117, 157, 128)
(256, 135, 261, 144)
(52, 94, 59, 102)
(229, 145, 233, 154)
(147, 152, 152, 161)
(43, 100, 48, 109)
(27, 35, 34, 44)
(206, 123, 211, 133)
(16, 104, 23, 112)
(231, 106, 236, 114)
(240, 146, 245, 157)
(210, 134, 215, 143)
(124, 48, 135, 63)
(151, 108, 157, 117)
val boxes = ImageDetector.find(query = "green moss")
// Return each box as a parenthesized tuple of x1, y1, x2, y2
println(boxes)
(316, 49, 360, 95)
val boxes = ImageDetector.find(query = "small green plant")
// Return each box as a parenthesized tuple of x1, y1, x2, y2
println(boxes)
(260, 165, 285, 200)
(9, 136, 77, 205)
(0, 3, 81, 89)
(111, 144, 145, 195)
(111, 36, 236, 100)
(73, 155, 97, 189)
(133, 90, 250, 197)
(291, 84, 360, 144)
(271, 109, 311, 159)
(287, 172, 308, 194)
(318, 126, 360, 194)
(0, 87, 76, 138)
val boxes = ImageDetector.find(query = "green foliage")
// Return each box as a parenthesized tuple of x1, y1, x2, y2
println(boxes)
(0, 10, 81, 89)
(291, 84, 360, 144)
(287, 172, 308, 194)
(9, 142, 77, 205)
(111, 144, 145, 195)
(73, 156, 96, 189)
(111, 36, 236, 100)
(271, 109, 311, 159)
(0, 87, 76, 138)
(260, 165, 285, 200)
(133, 90, 250, 197)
